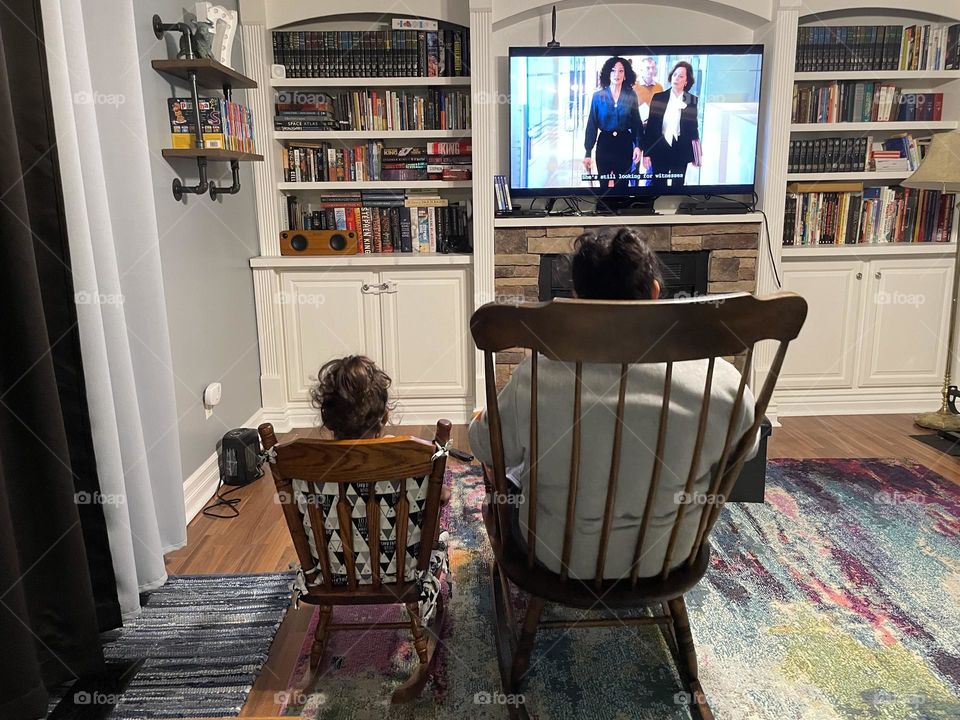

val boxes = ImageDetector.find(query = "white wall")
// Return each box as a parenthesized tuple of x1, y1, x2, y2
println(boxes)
(132, 0, 262, 478)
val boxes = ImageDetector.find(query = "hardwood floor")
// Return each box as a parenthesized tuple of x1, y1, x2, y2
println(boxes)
(161, 416, 960, 716)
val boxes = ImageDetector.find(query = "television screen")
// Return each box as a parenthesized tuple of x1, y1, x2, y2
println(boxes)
(509, 45, 764, 197)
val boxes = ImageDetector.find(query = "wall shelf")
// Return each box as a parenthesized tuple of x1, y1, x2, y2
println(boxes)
(152, 58, 257, 90)
(274, 129, 471, 141)
(790, 121, 958, 133)
(151, 15, 261, 201)
(279, 180, 472, 191)
(162, 148, 264, 161)
(271, 77, 471, 88)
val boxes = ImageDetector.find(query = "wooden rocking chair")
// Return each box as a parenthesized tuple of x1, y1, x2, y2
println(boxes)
(471, 292, 807, 719)
(258, 420, 452, 703)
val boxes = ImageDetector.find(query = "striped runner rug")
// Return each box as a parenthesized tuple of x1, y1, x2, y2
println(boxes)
(100, 573, 292, 718)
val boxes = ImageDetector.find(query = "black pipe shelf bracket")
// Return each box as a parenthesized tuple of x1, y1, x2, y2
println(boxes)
(151, 14, 261, 201)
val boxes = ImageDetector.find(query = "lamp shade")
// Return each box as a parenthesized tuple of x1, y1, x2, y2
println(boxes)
(902, 131, 960, 192)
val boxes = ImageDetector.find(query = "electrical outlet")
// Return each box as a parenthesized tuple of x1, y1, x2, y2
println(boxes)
(203, 382, 222, 419)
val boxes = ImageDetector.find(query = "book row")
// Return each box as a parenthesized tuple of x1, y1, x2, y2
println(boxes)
(286, 193, 469, 254)
(783, 187, 956, 246)
(168, 97, 256, 153)
(271, 25, 470, 79)
(274, 89, 471, 132)
(795, 24, 960, 72)
(792, 83, 945, 124)
(787, 135, 926, 174)
(281, 142, 472, 183)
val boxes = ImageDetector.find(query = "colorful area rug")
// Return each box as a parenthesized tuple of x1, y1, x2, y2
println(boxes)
(100, 573, 291, 718)
(280, 459, 960, 719)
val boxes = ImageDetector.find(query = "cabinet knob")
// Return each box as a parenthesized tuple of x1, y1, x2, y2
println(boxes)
(856, 272, 862, 280)
(875, 271, 882, 279)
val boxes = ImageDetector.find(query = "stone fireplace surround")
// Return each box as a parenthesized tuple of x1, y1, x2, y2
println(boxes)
(491, 220, 761, 387)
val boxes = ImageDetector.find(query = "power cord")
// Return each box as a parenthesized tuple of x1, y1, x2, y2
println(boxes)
(691, 192, 782, 289)
(201, 477, 243, 519)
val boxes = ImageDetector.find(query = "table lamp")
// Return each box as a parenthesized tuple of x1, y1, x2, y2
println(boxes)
(904, 131, 960, 430)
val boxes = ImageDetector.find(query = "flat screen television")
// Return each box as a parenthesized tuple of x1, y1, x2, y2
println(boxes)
(508, 45, 764, 201)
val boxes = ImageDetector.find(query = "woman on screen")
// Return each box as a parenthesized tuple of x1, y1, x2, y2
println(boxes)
(583, 56, 644, 190)
(644, 60, 701, 189)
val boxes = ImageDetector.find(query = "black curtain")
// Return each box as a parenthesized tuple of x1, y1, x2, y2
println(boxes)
(0, 1, 121, 717)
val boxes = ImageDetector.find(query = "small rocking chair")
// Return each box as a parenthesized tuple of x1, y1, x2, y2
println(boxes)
(471, 292, 807, 719)
(258, 420, 452, 703)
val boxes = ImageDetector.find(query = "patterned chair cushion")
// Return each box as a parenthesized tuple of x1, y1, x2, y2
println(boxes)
(289, 477, 449, 623)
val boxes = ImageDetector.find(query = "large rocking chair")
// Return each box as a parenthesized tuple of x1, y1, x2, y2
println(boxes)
(258, 420, 452, 703)
(471, 292, 807, 719)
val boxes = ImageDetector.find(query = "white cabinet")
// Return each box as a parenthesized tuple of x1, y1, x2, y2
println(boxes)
(859, 259, 952, 388)
(779, 259, 863, 390)
(380, 269, 471, 400)
(777, 251, 954, 416)
(280, 270, 382, 401)
(275, 263, 474, 426)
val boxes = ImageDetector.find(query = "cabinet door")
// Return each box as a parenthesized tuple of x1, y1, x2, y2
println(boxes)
(280, 271, 382, 402)
(778, 259, 864, 390)
(379, 268, 471, 399)
(858, 257, 953, 388)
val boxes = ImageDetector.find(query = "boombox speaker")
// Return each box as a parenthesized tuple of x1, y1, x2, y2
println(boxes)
(280, 229, 359, 255)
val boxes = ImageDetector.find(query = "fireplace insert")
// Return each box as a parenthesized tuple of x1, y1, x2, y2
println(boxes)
(538, 251, 709, 301)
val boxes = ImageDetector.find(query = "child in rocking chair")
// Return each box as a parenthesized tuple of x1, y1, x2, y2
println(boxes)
(310, 355, 452, 504)
(310, 355, 393, 440)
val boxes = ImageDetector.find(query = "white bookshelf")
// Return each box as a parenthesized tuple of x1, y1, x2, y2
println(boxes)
(274, 129, 472, 141)
(785, 171, 913, 181)
(278, 180, 472, 191)
(494, 213, 764, 228)
(781, 242, 955, 257)
(791, 121, 958, 132)
(250, 253, 473, 268)
(272, 77, 472, 88)
(795, 70, 960, 82)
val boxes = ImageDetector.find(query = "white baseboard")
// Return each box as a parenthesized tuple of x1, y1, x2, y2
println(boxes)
(182, 409, 264, 523)
(776, 387, 941, 417)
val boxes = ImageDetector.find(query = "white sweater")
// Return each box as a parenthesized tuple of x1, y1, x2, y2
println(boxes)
(468, 357, 758, 579)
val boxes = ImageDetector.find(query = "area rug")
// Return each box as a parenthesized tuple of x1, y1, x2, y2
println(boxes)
(100, 573, 292, 718)
(279, 459, 960, 719)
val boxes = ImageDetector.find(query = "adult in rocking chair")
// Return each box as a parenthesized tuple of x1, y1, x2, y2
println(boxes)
(469, 227, 761, 579)
(467, 226, 806, 719)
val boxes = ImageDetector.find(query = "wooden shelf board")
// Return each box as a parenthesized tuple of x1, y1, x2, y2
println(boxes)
(274, 129, 472, 141)
(162, 148, 263, 161)
(271, 77, 471, 88)
(794, 70, 960, 82)
(278, 180, 471, 190)
(791, 121, 958, 133)
(152, 58, 257, 89)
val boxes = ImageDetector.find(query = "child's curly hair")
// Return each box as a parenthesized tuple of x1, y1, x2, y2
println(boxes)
(310, 355, 394, 439)
(572, 226, 664, 300)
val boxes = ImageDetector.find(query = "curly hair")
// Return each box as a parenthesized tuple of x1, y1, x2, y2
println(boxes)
(571, 227, 664, 300)
(310, 355, 394, 439)
(599, 56, 637, 89)
(668, 60, 695, 92)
